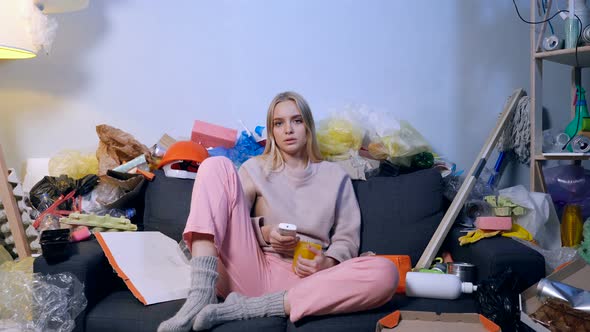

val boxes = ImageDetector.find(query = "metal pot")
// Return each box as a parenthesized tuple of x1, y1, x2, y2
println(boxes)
(446, 262, 477, 283)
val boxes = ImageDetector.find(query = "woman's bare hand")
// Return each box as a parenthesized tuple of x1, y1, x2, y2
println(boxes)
(263, 225, 299, 256)
(293, 245, 338, 277)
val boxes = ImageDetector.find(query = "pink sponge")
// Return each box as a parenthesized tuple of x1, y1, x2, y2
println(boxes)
(70, 226, 92, 242)
(474, 216, 512, 231)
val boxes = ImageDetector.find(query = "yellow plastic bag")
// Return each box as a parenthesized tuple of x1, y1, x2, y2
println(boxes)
(49, 150, 99, 179)
(317, 117, 364, 160)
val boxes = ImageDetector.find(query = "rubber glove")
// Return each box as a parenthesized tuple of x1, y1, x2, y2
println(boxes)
(458, 230, 501, 246)
(501, 223, 533, 241)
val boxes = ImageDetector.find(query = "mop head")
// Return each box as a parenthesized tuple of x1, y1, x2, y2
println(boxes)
(497, 95, 530, 165)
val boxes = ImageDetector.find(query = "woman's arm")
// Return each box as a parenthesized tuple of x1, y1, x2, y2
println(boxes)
(324, 176, 361, 263)
(237, 165, 269, 246)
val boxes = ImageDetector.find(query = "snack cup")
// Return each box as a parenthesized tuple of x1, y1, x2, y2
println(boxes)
(292, 241, 322, 270)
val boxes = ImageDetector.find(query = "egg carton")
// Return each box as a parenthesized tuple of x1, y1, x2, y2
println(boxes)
(0, 169, 39, 257)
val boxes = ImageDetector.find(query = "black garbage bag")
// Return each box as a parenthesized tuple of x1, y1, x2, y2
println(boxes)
(30, 174, 99, 210)
(475, 268, 521, 332)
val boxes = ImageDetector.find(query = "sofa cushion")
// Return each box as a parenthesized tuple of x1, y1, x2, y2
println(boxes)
(86, 290, 474, 332)
(142, 169, 195, 241)
(352, 168, 444, 264)
(286, 294, 475, 332)
(86, 291, 286, 332)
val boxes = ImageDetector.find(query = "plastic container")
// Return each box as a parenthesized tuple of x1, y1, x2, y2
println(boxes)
(405, 272, 478, 300)
(446, 262, 477, 283)
(39, 229, 71, 263)
(292, 241, 322, 270)
(561, 204, 584, 247)
(37, 193, 54, 212)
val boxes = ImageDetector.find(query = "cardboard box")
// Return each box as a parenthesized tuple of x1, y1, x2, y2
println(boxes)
(520, 257, 590, 331)
(376, 310, 499, 332)
(191, 120, 237, 149)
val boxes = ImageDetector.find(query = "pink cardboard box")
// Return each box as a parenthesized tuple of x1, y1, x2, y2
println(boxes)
(191, 120, 237, 149)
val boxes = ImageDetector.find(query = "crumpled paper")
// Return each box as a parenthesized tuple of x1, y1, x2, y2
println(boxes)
(96, 125, 151, 176)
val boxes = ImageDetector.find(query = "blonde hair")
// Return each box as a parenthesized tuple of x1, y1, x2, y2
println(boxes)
(261, 91, 323, 170)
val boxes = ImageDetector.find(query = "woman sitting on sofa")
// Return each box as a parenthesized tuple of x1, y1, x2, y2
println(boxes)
(158, 91, 398, 332)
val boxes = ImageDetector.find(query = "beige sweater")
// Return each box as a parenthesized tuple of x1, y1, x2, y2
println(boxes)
(238, 157, 361, 263)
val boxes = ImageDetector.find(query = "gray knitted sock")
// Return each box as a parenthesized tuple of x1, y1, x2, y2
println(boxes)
(157, 256, 218, 332)
(192, 291, 286, 331)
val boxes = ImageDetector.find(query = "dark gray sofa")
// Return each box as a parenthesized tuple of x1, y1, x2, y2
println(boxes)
(34, 167, 545, 332)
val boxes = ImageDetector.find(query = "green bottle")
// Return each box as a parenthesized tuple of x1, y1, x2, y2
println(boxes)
(565, 86, 590, 151)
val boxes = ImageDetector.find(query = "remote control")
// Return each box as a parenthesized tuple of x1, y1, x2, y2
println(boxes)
(278, 223, 297, 237)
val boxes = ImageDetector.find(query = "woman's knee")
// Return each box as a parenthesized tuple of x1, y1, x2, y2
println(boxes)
(367, 257, 399, 295)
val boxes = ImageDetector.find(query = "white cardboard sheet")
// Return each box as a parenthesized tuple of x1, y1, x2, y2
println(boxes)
(95, 231, 190, 305)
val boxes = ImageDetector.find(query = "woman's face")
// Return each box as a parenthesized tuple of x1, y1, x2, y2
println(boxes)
(272, 100, 308, 159)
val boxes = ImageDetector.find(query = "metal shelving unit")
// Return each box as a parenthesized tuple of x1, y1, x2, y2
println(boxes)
(529, 1, 590, 192)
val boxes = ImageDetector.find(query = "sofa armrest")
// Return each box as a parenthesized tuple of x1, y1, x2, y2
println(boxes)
(33, 237, 123, 332)
(444, 227, 545, 293)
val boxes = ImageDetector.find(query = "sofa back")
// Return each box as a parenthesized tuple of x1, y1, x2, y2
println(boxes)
(141, 168, 444, 264)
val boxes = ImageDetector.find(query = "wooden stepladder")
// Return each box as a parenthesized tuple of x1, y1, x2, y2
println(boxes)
(0, 144, 31, 259)
(415, 88, 525, 270)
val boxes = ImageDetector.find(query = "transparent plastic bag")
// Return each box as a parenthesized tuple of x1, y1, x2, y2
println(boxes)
(0, 271, 86, 332)
(367, 120, 432, 166)
(48, 150, 98, 180)
(511, 237, 579, 275)
(316, 116, 364, 160)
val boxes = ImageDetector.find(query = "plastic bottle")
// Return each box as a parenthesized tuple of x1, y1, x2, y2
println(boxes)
(561, 204, 584, 247)
(565, 0, 581, 48)
(405, 272, 478, 300)
(37, 193, 54, 213)
(97, 208, 136, 219)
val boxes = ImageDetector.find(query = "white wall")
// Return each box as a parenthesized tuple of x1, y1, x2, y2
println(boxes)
(0, 0, 578, 187)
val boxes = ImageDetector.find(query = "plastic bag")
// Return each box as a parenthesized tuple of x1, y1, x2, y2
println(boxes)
(544, 164, 590, 220)
(511, 237, 579, 275)
(0, 271, 86, 332)
(48, 150, 98, 180)
(367, 119, 432, 166)
(475, 268, 520, 332)
(316, 116, 364, 160)
(208, 130, 264, 168)
(498, 185, 561, 250)
(29, 174, 99, 211)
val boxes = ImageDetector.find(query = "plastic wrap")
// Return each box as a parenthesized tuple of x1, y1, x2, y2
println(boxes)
(316, 116, 364, 160)
(366, 119, 432, 166)
(0, 271, 86, 332)
(511, 237, 579, 275)
(49, 150, 98, 180)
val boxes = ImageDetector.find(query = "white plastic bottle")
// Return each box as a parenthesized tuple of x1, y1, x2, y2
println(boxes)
(405, 272, 478, 300)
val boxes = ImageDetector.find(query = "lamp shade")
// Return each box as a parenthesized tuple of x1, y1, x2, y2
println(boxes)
(0, 0, 37, 59)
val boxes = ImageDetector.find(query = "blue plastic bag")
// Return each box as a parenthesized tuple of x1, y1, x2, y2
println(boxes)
(208, 130, 265, 167)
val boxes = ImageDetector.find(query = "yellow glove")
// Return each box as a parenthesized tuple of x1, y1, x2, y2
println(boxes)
(458, 230, 501, 246)
(501, 223, 533, 241)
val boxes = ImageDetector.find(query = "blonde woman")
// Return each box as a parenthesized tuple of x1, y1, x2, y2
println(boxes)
(159, 91, 398, 332)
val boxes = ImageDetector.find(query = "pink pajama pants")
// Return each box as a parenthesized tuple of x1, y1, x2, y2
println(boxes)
(183, 157, 398, 322)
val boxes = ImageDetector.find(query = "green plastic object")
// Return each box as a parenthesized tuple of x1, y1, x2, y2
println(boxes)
(565, 86, 590, 151)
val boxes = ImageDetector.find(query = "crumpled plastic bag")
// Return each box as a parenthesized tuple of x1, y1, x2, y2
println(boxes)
(367, 119, 432, 166)
(316, 115, 364, 161)
(49, 150, 98, 180)
(96, 125, 151, 176)
(499, 185, 561, 250)
(0, 270, 86, 332)
(208, 130, 264, 167)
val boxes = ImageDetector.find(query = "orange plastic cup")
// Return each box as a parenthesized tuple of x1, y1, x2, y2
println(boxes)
(376, 255, 412, 294)
(292, 241, 322, 270)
